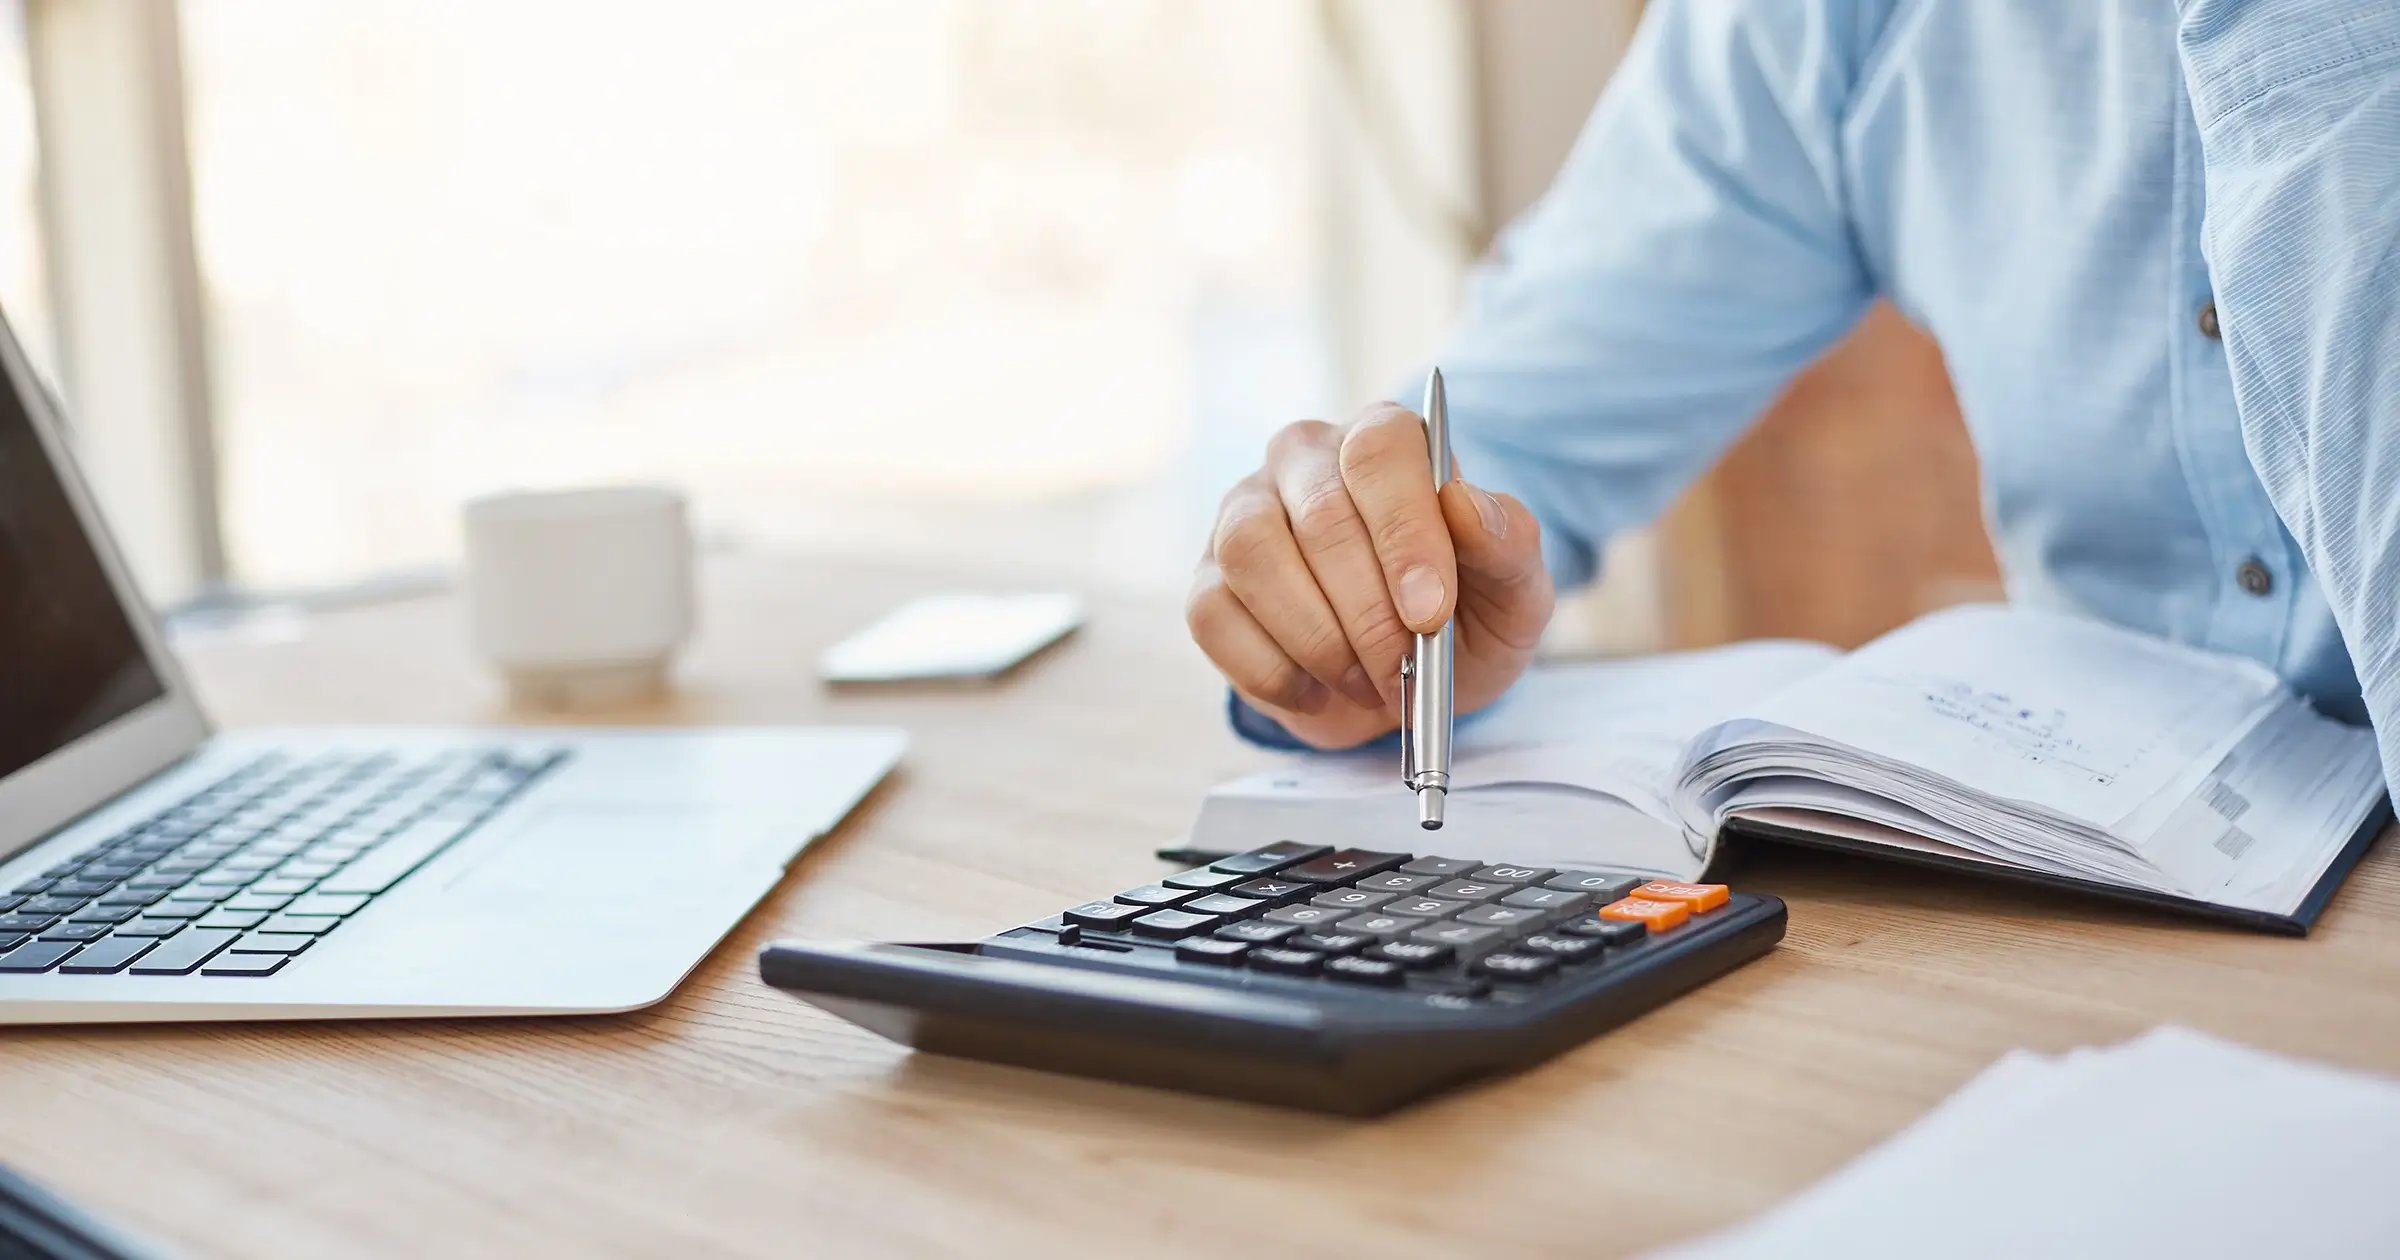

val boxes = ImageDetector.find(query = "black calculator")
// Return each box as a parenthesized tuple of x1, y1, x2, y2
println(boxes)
(760, 842, 1785, 1114)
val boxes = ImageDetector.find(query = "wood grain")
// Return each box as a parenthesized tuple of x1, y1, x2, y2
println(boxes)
(2, 552, 2392, 1259)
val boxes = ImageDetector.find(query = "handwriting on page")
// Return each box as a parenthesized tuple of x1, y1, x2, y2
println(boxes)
(1907, 677, 2120, 787)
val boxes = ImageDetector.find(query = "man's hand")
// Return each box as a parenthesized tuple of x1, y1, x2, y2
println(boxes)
(1187, 402, 1556, 749)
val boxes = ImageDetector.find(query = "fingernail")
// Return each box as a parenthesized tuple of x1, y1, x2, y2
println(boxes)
(1397, 565, 1446, 626)
(1468, 483, 1507, 538)
(1292, 678, 1332, 714)
(1338, 665, 1382, 709)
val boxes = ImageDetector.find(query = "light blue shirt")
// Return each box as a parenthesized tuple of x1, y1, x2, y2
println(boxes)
(1420, 0, 2400, 792)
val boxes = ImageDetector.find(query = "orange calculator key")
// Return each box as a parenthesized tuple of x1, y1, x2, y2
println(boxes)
(1596, 896, 1690, 933)
(1633, 881, 1730, 913)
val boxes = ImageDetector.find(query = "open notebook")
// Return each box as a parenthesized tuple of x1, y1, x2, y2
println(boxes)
(1197, 606, 2391, 934)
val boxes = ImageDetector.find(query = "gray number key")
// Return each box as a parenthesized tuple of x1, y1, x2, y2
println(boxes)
(1455, 903, 1550, 934)
(1544, 871, 1644, 900)
(1408, 921, 1507, 961)
(1384, 896, 1470, 919)
(1397, 855, 1480, 877)
(1335, 912, 1428, 938)
(1262, 904, 1349, 930)
(1469, 864, 1554, 886)
(1311, 888, 1394, 913)
(1352, 871, 1440, 894)
(1499, 887, 1590, 915)
(1426, 880, 1511, 903)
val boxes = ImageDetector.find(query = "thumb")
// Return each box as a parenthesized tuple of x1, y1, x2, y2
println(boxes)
(1439, 480, 1552, 649)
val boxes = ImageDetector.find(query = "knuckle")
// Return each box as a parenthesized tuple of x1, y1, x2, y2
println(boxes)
(1183, 571, 1236, 638)
(1285, 477, 1361, 546)
(1337, 407, 1418, 476)
(1348, 613, 1412, 677)
(1211, 508, 1285, 574)
(1265, 418, 1338, 463)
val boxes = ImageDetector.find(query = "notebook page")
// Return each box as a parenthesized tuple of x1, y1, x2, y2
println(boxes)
(1738, 606, 2282, 830)
(1234, 641, 1836, 816)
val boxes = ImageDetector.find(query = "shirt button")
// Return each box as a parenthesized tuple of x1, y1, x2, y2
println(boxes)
(2198, 301, 2221, 340)
(2235, 557, 2273, 597)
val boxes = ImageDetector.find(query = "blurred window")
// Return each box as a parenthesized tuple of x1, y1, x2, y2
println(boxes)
(178, 0, 1328, 590)
(0, 2, 56, 391)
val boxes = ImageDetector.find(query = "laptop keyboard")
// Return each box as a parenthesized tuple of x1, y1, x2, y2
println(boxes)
(0, 746, 566, 978)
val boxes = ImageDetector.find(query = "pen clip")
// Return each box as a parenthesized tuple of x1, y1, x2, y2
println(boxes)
(1398, 652, 1416, 786)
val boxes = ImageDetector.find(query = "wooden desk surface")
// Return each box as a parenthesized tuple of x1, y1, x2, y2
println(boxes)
(6, 554, 2397, 1259)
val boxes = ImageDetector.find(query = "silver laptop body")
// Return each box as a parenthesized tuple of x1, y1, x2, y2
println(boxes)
(0, 310, 902, 1023)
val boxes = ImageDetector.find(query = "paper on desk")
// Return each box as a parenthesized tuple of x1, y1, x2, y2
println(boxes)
(1654, 1026, 2400, 1259)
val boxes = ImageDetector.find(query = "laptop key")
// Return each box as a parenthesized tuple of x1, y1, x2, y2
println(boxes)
(200, 953, 290, 977)
(248, 878, 317, 898)
(255, 913, 342, 936)
(59, 937, 157, 974)
(0, 914, 58, 934)
(221, 893, 294, 914)
(195, 910, 269, 932)
(281, 893, 371, 918)
(0, 939, 81, 973)
(0, 934, 24, 952)
(227, 933, 312, 955)
(128, 929, 240, 975)
(67, 906, 137, 926)
(36, 923, 107, 942)
(113, 918, 188, 937)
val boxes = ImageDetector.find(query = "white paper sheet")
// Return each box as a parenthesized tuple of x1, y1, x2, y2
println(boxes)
(1657, 1027, 2400, 1260)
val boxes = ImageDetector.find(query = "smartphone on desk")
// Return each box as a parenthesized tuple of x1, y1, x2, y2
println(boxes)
(818, 592, 1083, 685)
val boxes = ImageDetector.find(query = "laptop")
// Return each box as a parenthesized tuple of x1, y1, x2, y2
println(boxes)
(0, 311, 904, 1023)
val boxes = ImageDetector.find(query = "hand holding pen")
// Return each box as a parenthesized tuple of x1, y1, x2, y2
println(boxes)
(1187, 369, 1559, 753)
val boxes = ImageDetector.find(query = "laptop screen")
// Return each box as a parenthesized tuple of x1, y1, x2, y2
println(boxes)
(0, 376, 166, 781)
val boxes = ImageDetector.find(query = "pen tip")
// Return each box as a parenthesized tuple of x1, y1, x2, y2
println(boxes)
(1418, 787, 1446, 829)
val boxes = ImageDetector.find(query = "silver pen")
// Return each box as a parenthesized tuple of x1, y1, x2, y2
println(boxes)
(1401, 368, 1455, 829)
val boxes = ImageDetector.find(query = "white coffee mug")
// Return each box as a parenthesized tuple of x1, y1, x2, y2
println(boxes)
(462, 484, 694, 710)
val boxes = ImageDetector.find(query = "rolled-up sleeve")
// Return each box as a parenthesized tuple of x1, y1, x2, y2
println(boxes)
(2179, 0, 2400, 793)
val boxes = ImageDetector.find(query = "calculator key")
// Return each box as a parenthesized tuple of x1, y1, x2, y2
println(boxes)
(1408, 921, 1509, 960)
(1336, 913, 1428, 939)
(1557, 915, 1648, 946)
(1161, 867, 1248, 892)
(57, 936, 156, 974)
(1544, 871, 1644, 900)
(1471, 953, 1560, 984)
(1228, 878, 1312, 904)
(1062, 900, 1148, 930)
(1425, 880, 1510, 903)
(1214, 920, 1302, 945)
(1245, 947, 1324, 976)
(1454, 904, 1550, 933)
(1633, 881, 1731, 913)
(1499, 887, 1590, 915)
(1281, 849, 1410, 884)
(1322, 956, 1405, 987)
(1309, 888, 1394, 913)
(1597, 896, 1691, 932)
(1398, 855, 1480, 877)
(1261, 904, 1348, 929)
(1469, 865, 1554, 886)
(1351, 872, 1441, 894)
(1209, 842, 1330, 876)
(0, 939, 80, 972)
(1129, 909, 1221, 940)
(1181, 893, 1265, 917)
(1517, 932, 1607, 963)
(1111, 884, 1195, 909)
(1369, 940, 1453, 969)
(1175, 936, 1251, 966)
(1289, 931, 1375, 956)
(1384, 897, 1470, 919)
